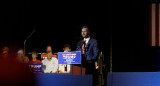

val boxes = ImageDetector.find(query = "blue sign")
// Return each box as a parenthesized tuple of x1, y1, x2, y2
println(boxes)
(27, 63, 43, 73)
(58, 51, 81, 64)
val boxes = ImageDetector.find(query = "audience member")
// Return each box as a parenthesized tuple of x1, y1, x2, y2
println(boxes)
(1, 46, 9, 59)
(42, 52, 58, 73)
(16, 49, 29, 63)
(59, 44, 71, 73)
(29, 51, 41, 63)
(46, 46, 52, 53)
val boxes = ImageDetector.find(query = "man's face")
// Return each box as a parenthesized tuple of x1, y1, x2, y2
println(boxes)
(47, 52, 52, 59)
(17, 54, 24, 58)
(46, 46, 52, 52)
(81, 28, 89, 38)
(64, 47, 71, 52)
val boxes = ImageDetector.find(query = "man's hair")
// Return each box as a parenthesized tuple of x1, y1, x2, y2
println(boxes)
(46, 45, 52, 49)
(17, 49, 24, 54)
(64, 44, 71, 49)
(81, 26, 90, 33)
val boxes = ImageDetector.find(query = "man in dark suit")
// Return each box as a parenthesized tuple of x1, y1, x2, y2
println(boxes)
(76, 26, 99, 74)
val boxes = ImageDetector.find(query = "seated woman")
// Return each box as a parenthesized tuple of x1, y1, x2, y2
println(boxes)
(29, 51, 41, 63)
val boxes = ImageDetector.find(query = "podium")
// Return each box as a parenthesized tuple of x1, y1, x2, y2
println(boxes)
(58, 51, 86, 75)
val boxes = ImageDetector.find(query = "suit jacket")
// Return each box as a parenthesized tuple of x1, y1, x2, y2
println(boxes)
(76, 38, 99, 61)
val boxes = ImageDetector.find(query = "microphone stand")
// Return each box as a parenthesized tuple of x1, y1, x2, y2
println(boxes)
(76, 41, 84, 75)
(80, 41, 85, 75)
(24, 29, 36, 57)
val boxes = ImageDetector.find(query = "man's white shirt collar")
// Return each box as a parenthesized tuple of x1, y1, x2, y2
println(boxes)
(84, 37, 90, 45)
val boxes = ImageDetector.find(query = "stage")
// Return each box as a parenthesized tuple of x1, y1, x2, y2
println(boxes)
(35, 73, 92, 86)
(107, 72, 160, 86)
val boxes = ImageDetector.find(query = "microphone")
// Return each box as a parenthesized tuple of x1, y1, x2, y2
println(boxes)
(80, 40, 85, 46)
(76, 40, 85, 51)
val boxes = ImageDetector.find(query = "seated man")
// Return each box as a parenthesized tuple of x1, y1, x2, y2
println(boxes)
(42, 52, 58, 73)
(29, 51, 41, 63)
(58, 44, 71, 73)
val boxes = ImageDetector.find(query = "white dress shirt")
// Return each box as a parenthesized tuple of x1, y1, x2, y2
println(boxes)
(42, 58, 58, 73)
(84, 37, 90, 46)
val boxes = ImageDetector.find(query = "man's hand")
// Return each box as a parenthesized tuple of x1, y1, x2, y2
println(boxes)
(96, 66, 99, 69)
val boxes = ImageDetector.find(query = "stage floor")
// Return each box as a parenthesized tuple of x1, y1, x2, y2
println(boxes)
(107, 72, 160, 86)
(35, 73, 92, 86)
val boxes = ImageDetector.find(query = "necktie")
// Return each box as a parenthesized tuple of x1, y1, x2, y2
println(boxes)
(82, 40, 86, 54)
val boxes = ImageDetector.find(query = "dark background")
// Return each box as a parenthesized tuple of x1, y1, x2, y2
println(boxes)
(112, 0, 152, 72)
(0, 0, 111, 68)
(0, 0, 153, 72)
